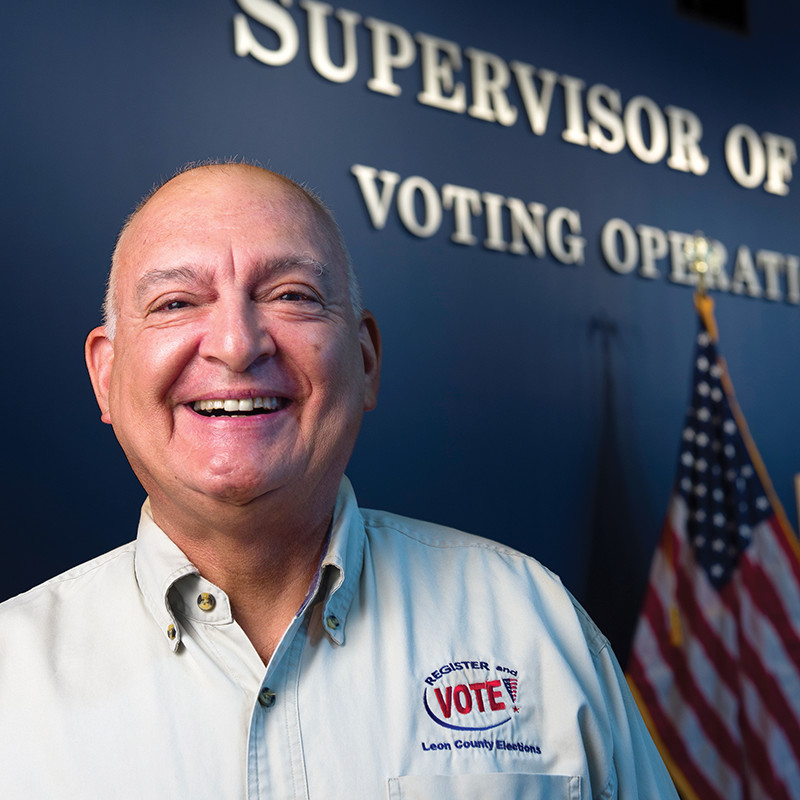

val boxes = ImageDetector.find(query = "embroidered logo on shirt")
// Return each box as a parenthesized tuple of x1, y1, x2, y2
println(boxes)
(422, 660, 520, 731)
(502, 678, 520, 713)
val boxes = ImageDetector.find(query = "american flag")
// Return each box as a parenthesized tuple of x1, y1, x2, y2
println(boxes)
(502, 678, 518, 703)
(626, 319, 800, 800)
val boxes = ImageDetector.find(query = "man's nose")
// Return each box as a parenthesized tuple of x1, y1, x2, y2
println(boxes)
(199, 299, 275, 372)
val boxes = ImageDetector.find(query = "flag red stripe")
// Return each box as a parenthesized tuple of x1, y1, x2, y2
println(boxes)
(732, 634, 794, 800)
(737, 546, 800, 678)
(671, 523, 800, 773)
(742, 564, 800, 675)
(627, 654, 728, 800)
(737, 635, 800, 788)
(740, 632, 800, 768)
(666, 511, 800, 798)
(733, 572, 800, 769)
(643, 585, 745, 778)
(668, 524, 740, 693)
(736, 709, 789, 800)
(740, 555, 800, 695)
(725, 577, 791, 800)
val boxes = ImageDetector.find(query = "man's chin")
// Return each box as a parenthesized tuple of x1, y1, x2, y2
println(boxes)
(147, 469, 287, 515)
(189, 473, 282, 508)
(203, 484, 271, 508)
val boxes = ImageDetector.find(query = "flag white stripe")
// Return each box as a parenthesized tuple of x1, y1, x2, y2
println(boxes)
(745, 769, 768, 800)
(670, 497, 739, 656)
(749, 520, 800, 639)
(741, 674, 800, 798)
(648, 545, 741, 741)
(738, 577, 800, 728)
(634, 616, 743, 799)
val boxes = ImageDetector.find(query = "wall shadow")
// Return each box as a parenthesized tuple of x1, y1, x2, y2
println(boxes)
(582, 313, 646, 668)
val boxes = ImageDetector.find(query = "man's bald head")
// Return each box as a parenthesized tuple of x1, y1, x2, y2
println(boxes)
(103, 162, 362, 338)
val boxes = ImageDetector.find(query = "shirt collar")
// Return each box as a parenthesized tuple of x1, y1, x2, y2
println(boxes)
(133, 477, 367, 652)
(133, 498, 198, 652)
(315, 476, 366, 646)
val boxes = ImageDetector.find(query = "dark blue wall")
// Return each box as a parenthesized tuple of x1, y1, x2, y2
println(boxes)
(2, 0, 798, 664)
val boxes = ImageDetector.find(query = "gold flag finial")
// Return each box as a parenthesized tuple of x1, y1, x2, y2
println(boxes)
(685, 232, 721, 342)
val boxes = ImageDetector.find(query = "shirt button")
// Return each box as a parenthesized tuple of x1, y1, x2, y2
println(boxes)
(197, 592, 216, 612)
(325, 614, 340, 630)
(258, 688, 276, 708)
(167, 624, 177, 640)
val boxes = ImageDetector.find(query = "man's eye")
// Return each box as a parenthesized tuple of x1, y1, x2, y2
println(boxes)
(155, 299, 191, 312)
(278, 291, 316, 302)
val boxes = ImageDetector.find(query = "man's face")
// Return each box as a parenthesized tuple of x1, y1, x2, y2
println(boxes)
(86, 167, 380, 521)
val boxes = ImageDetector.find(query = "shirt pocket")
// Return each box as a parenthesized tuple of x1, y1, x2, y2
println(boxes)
(387, 773, 581, 800)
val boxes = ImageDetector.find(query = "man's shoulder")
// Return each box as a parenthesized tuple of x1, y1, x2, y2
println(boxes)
(0, 541, 137, 619)
(358, 508, 563, 597)
(357, 507, 608, 656)
(360, 507, 535, 557)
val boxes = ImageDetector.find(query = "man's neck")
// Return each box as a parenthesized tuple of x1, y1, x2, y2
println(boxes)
(149, 490, 335, 665)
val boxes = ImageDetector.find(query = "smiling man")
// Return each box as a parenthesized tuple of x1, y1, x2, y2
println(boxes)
(85, 165, 380, 665)
(0, 163, 677, 798)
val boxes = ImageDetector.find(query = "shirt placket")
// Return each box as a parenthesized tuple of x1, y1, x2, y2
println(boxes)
(247, 555, 351, 800)
(247, 612, 311, 800)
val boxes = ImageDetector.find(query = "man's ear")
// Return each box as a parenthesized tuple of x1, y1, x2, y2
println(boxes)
(358, 311, 382, 412)
(85, 327, 115, 425)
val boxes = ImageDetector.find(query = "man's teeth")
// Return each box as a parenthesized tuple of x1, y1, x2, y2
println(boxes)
(192, 397, 282, 413)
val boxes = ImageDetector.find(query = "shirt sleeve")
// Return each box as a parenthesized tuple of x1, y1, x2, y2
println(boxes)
(591, 628, 679, 800)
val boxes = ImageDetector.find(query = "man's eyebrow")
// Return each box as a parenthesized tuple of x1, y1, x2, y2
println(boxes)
(134, 256, 328, 305)
(251, 255, 327, 282)
(135, 265, 211, 305)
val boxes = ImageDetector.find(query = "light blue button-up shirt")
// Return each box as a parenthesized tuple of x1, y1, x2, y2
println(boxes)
(0, 478, 677, 798)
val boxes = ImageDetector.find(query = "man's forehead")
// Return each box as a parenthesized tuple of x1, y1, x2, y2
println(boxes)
(118, 166, 338, 266)
(134, 166, 315, 227)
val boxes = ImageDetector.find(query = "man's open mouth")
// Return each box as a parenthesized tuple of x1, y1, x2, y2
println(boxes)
(191, 397, 289, 417)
